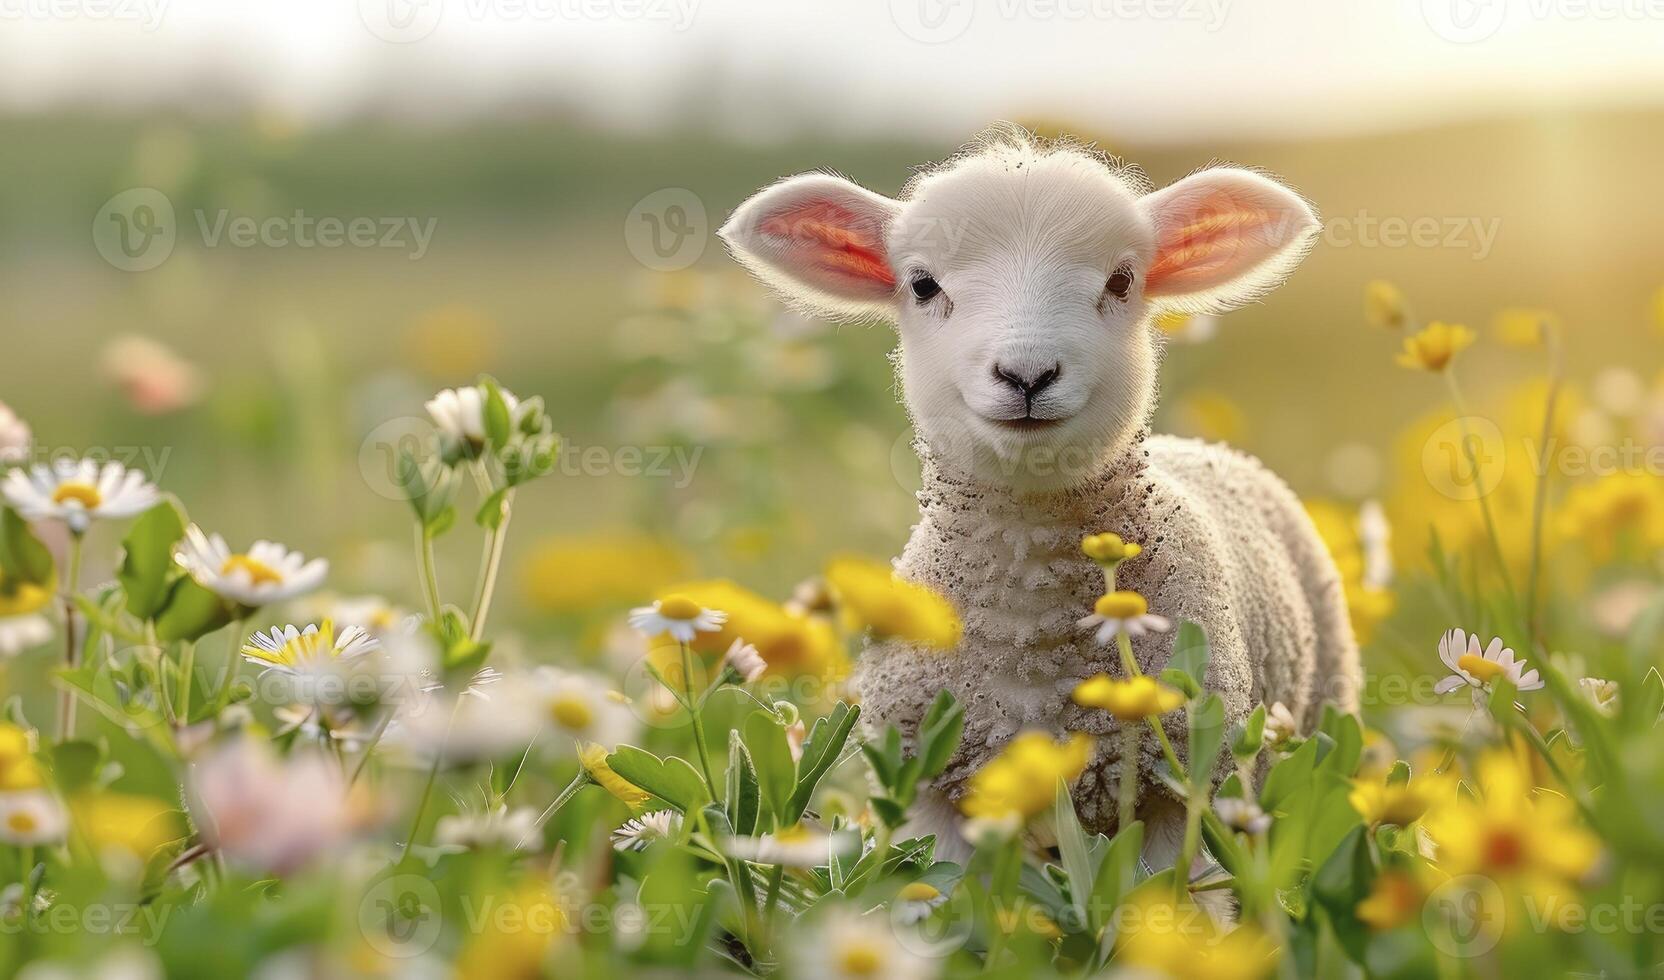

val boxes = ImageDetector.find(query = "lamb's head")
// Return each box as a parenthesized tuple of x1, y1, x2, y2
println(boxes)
(720, 131, 1319, 492)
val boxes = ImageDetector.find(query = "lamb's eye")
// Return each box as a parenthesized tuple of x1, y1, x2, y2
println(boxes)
(1105, 264, 1135, 301)
(910, 274, 942, 303)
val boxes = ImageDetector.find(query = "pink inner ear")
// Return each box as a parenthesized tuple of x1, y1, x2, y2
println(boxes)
(1145, 196, 1284, 296)
(759, 201, 896, 292)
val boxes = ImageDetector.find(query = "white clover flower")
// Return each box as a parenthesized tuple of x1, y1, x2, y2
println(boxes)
(1078, 590, 1170, 645)
(0, 401, 30, 465)
(436, 804, 542, 852)
(1215, 796, 1272, 835)
(1435, 628, 1542, 703)
(0, 790, 68, 845)
(1264, 701, 1300, 747)
(1, 458, 159, 535)
(723, 638, 767, 683)
(426, 385, 510, 451)
(1579, 677, 1619, 716)
(533, 666, 637, 751)
(891, 881, 951, 925)
(178, 525, 328, 608)
(611, 810, 682, 852)
(801, 907, 938, 980)
(628, 594, 727, 643)
(241, 621, 380, 676)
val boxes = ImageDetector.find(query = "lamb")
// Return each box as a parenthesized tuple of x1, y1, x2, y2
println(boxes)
(718, 126, 1361, 863)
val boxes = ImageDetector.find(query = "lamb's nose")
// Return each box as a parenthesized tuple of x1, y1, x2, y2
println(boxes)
(993, 363, 1062, 401)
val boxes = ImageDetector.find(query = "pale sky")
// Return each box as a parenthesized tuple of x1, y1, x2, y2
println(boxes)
(1, 0, 1661, 141)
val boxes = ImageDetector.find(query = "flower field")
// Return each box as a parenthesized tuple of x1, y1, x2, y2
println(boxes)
(3, 272, 1664, 980)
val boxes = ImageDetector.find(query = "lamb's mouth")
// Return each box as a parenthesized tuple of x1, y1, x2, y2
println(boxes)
(985, 416, 1068, 433)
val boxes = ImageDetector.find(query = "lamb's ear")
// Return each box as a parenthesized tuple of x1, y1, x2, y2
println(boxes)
(1138, 168, 1320, 314)
(719, 173, 901, 321)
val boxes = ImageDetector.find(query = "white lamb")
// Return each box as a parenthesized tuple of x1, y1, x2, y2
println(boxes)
(719, 127, 1361, 863)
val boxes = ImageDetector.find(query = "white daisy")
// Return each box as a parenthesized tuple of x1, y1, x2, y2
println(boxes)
(891, 881, 951, 925)
(177, 525, 328, 608)
(436, 804, 542, 852)
(533, 666, 637, 750)
(0, 790, 68, 845)
(425, 383, 542, 460)
(1358, 499, 1393, 590)
(611, 810, 682, 852)
(723, 824, 854, 868)
(241, 621, 380, 676)
(1078, 590, 1170, 645)
(801, 907, 938, 980)
(0, 401, 30, 465)
(1434, 628, 1542, 702)
(1264, 701, 1300, 747)
(1215, 796, 1272, 835)
(628, 594, 727, 643)
(1, 458, 159, 535)
(1579, 677, 1619, 716)
(0, 579, 53, 657)
(723, 638, 767, 683)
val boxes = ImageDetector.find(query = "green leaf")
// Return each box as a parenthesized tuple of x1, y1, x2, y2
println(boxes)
(0, 506, 55, 586)
(786, 701, 860, 823)
(742, 711, 795, 825)
(154, 576, 232, 643)
(917, 689, 966, 779)
(49, 740, 104, 794)
(1052, 779, 1094, 935)
(1188, 694, 1227, 792)
(118, 498, 187, 621)
(1090, 820, 1144, 941)
(724, 731, 761, 836)
(474, 487, 510, 530)
(480, 376, 513, 448)
(1232, 703, 1267, 762)
(1260, 735, 1319, 810)
(606, 746, 712, 812)
(1169, 620, 1210, 686)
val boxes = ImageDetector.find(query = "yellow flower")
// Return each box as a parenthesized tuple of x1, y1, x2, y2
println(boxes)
(0, 580, 51, 618)
(72, 792, 181, 858)
(1652, 285, 1664, 334)
(521, 532, 689, 613)
(1492, 308, 1558, 348)
(1072, 674, 1184, 721)
(1175, 389, 1247, 444)
(824, 557, 961, 650)
(1081, 532, 1141, 567)
(960, 731, 1092, 821)
(654, 579, 846, 680)
(0, 723, 43, 791)
(1355, 871, 1424, 931)
(1395, 321, 1474, 373)
(1423, 751, 1600, 889)
(455, 878, 564, 980)
(1116, 891, 1278, 980)
(1348, 772, 1450, 827)
(579, 743, 652, 811)
(1364, 280, 1410, 331)
(1557, 471, 1664, 562)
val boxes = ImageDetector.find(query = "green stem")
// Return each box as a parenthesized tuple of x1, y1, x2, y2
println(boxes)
(1443, 371, 1520, 609)
(212, 618, 246, 709)
(57, 533, 85, 741)
(468, 489, 514, 643)
(1117, 633, 1186, 778)
(1118, 723, 1140, 832)
(1524, 323, 1562, 646)
(175, 640, 196, 725)
(1175, 787, 1203, 901)
(348, 710, 395, 788)
(400, 700, 460, 863)
(681, 642, 719, 796)
(517, 770, 590, 850)
(762, 862, 786, 946)
(415, 522, 442, 622)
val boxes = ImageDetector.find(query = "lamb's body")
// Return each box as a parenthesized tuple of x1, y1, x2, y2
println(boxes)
(857, 434, 1359, 842)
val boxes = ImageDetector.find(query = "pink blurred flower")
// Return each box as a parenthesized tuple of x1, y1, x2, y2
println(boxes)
(99, 335, 203, 415)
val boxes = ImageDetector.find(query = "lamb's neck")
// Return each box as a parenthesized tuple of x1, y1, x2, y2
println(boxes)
(901, 445, 1150, 656)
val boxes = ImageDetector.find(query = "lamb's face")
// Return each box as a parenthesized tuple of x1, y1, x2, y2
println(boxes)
(886, 155, 1159, 491)
(720, 132, 1319, 493)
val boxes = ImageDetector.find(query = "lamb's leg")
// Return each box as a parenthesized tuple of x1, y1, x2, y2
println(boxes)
(1137, 794, 1235, 921)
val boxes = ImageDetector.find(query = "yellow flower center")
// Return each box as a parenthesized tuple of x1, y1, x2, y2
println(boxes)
(657, 594, 702, 621)
(1482, 826, 1526, 871)
(1457, 653, 1505, 684)
(550, 695, 594, 731)
(1082, 533, 1141, 565)
(221, 554, 284, 587)
(1094, 591, 1148, 619)
(51, 482, 101, 509)
(837, 942, 884, 977)
(7, 811, 37, 833)
(898, 882, 941, 903)
(0, 582, 50, 617)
